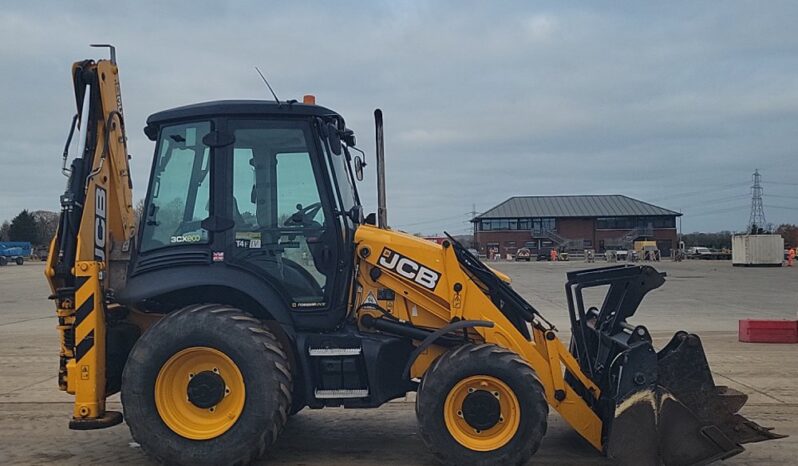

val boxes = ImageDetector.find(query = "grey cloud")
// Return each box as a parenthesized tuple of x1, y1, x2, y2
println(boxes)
(1, 1, 796, 236)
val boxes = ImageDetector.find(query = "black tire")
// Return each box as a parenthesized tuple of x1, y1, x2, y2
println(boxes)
(15, 257, 24, 265)
(121, 304, 292, 466)
(416, 344, 548, 466)
(0, 256, 7, 266)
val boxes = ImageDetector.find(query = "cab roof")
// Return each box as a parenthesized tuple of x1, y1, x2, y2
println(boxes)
(145, 99, 341, 133)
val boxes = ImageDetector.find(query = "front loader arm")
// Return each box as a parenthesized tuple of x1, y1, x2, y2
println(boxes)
(45, 47, 135, 429)
(352, 225, 605, 449)
(352, 225, 783, 464)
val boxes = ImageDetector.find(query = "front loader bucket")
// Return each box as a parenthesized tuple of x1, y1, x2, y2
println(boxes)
(563, 265, 785, 466)
(607, 332, 784, 466)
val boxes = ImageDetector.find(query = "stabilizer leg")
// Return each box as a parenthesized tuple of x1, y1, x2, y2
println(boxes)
(67, 261, 122, 430)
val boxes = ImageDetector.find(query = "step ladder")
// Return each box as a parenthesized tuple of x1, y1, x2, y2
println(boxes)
(308, 346, 369, 399)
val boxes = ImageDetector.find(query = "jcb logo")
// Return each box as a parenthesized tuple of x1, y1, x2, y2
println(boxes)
(378, 248, 440, 291)
(94, 187, 106, 262)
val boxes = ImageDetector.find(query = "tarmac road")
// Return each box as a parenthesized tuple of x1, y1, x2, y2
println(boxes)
(1, 260, 796, 465)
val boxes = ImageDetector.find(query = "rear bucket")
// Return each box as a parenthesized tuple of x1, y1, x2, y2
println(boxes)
(607, 332, 785, 466)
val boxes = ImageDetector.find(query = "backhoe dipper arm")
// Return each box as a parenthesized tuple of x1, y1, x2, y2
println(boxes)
(45, 46, 135, 429)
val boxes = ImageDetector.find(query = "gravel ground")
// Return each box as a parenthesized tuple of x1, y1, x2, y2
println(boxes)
(1, 260, 795, 465)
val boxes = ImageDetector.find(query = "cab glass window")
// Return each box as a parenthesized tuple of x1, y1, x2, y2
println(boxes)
(230, 120, 333, 307)
(141, 121, 211, 252)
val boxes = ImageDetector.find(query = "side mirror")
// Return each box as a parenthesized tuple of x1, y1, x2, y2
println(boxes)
(327, 122, 342, 155)
(354, 155, 365, 181)
(342, 129, 356, 147)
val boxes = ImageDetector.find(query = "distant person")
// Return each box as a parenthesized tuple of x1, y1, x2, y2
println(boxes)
(550, 249, 558, 262)
(789, 247, 795, 267)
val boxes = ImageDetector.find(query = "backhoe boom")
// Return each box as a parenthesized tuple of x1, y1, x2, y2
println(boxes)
(45, 47, 136, 428)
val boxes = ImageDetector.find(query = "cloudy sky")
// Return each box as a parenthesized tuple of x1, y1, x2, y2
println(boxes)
(1, 1, 797, 234)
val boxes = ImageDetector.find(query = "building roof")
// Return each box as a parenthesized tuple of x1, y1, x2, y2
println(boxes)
(474, 195, 681, 220)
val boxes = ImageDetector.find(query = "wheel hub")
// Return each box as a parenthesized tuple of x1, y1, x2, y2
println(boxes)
(154, 346, 245, 440)
(461, 390, 501, 431)
(187, 370, 226, 409)
(443, 375, 521, 451)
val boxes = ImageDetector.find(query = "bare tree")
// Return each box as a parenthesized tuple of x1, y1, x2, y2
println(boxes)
(0, 221, 10, 242)
(134, 198, 146, 224)
(32, 210, 59, 246)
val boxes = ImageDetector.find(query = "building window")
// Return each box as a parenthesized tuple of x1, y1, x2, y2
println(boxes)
(480, 219, 519, 230)
(597, 217, 633, 229)
(480, 217, 560, 231)
(597, 216, 676, 230)
(531, 217, 555, 233)
(584, 239, 593, 247)
(653, 217, 676, 228)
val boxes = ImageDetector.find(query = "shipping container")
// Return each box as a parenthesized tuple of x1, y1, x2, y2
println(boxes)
(731, 234, 783, 266)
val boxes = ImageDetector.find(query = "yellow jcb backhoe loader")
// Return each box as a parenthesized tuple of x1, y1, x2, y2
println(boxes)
(46, 47, 783, 466)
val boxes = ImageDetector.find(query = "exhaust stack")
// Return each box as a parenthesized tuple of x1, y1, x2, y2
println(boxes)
(374, 109, 387, 229)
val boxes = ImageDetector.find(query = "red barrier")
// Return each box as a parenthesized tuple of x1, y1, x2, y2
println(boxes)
(739, 319, 798, 343)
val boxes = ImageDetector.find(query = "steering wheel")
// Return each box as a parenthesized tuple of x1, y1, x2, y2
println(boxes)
(284, 202, 323, 227)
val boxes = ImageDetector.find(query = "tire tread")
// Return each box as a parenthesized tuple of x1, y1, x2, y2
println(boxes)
(122, 303, 292, 466)
(416, 344, 548, 466)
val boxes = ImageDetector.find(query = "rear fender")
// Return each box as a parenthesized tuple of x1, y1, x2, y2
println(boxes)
(116, 265, 295, 331)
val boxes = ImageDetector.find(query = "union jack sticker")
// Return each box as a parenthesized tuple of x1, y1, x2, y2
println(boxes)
(212, 251, 224, 262)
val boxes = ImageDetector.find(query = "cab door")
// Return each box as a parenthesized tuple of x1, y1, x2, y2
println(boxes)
(226, 119, 339, 313)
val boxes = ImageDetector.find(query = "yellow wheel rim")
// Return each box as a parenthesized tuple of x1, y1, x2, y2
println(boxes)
(155, 347, 245, 440)
(443, 375, 521, 451)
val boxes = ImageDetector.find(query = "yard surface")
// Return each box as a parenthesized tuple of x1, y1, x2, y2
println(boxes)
(1, 260, 796, 465)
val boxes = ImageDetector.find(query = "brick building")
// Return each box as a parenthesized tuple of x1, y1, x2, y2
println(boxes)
(472, 195, 681, 257)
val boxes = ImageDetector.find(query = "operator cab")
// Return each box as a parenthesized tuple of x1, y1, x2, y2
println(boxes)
(127, 100, 361, 327)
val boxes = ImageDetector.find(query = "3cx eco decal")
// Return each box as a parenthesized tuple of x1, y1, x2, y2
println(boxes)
(377, 248, 441, 291)
(170, 233, 203, 244)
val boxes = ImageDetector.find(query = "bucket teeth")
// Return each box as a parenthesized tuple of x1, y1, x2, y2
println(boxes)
(560, 265, 784, 465)
(606, 332, 785, 466)
(714, 386, 747, 414)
